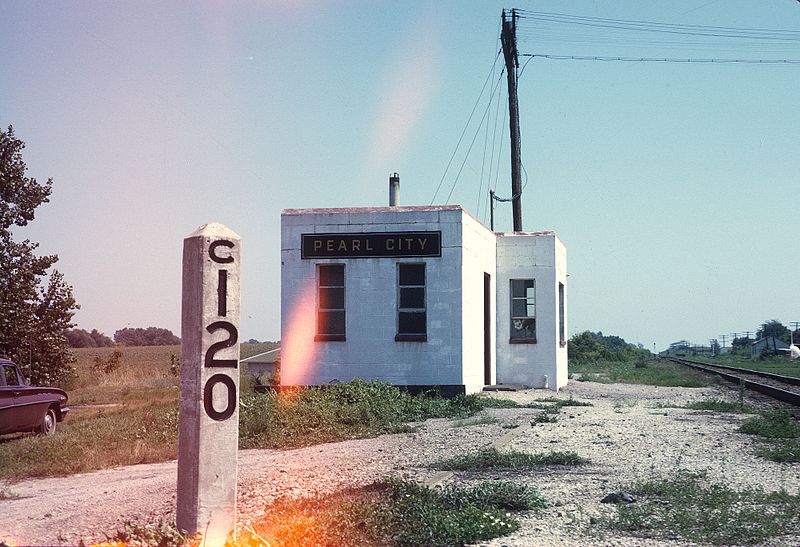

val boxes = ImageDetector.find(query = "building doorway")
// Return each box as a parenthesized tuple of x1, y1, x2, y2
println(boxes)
(483, 272, 491, 385)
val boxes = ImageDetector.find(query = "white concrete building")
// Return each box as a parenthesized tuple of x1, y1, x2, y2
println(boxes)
(280, 205, 567, 394)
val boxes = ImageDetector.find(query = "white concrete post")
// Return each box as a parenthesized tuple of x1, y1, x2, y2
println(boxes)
(177, 223, 241, 545)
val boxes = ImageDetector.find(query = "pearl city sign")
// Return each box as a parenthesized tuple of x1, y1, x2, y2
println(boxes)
(301, 231, 442, 259)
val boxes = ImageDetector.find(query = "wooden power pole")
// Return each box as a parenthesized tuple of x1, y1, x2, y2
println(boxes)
(501, 8, 523, 232)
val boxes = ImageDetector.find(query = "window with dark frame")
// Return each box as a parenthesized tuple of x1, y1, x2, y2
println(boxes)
(510, 279, 536, 343)
(558, 282, 566, 346)
(3, 365, 20, 386)
(396, 263, 426, 341)
(316, 264, 345, 341)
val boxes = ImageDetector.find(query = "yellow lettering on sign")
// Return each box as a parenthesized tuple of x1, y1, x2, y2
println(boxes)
(338, 240, 347, 251)
(386, 239, 395, 250)
(314, 240, 322, 251)
(352, 240, 360, 251)
(405, 238, 413, 249)
(326, 240, 334, 251)
(418, 238, 427, 250)
(366, 240, 373, 251)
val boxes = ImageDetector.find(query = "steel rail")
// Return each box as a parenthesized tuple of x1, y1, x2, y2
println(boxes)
(672, 357, 800, 387)
(667, 357, 800, 407)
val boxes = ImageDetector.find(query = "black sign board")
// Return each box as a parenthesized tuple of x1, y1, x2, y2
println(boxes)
(302, 231, 441, 259)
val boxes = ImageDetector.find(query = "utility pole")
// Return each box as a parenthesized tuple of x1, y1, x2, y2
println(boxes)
(719, 334, 728, 348)
(489, 189, 495, 231)
(501, 8, 523, 232)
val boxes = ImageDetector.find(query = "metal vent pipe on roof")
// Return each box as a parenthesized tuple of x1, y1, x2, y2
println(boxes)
(389, 172, 400, 207)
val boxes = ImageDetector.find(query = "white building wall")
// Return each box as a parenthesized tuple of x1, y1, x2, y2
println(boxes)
(280, 206, 567, 394)
(459, 214, 497, 393)
(495, 233, 568, 390)
(280, 207, 470, 390)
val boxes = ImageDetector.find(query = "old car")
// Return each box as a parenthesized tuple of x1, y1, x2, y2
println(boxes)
(0, 358, 69, 436)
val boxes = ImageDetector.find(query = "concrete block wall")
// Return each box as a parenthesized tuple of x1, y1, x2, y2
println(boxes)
(460, 213, 497, 393)
(495, 232, 568, 390)
(280, 206, 469, 389)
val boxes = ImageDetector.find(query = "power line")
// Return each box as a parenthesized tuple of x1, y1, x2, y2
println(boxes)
(431, 51, 502, 205)
(515, 10, 800, 41)
(522, 53, 800, 64)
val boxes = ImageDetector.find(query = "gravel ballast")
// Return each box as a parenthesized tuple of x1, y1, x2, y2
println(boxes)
(1, 380, 798, 546)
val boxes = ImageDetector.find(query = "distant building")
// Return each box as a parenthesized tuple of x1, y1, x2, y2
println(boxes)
(241, 348, 280, 381)
(751, 336, 790, 357)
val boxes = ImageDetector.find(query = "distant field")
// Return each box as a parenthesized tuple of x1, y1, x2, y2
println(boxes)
(69, 345, 181, 405)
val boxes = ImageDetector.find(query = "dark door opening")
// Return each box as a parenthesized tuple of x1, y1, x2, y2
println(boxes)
(483, 272, 491, 385)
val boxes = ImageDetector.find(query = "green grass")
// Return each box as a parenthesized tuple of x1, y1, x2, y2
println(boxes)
(0, 402, 179, 480)
(603, 472, 800, 545)
(239, 381, 486, 450)
(695, 355, 800, 378)
(684, 399, 757, 413)
(738, 410, 800, 463)
(755, 441, 800, 463)
(570, 358, 711, 387)
(1, 347, 584, 480)
(738, 410, 800, 439)
(104, 480, 545, 547)
(433, 447, 588, 470)
(531, 413, 558, 424)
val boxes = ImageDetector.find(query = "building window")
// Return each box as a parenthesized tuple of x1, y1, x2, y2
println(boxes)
(510, 279, 536, 343)
(316, 264, 345, 341)
(559, 282, 566, 346)
(396, 263, 426, 341)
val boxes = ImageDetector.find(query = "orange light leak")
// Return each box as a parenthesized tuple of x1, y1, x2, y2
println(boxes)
(280, 281, 318, 386)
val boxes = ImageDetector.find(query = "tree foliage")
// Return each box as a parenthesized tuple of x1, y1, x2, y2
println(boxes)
(568, 331, 650, 363)
(65, 328, 114, 348)
(757, 320, 790, 344)
(114, 327, 180, 346)
(0, 126, 78, 384)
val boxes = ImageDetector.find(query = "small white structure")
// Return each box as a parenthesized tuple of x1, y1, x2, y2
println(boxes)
(280, 205, 567, 394)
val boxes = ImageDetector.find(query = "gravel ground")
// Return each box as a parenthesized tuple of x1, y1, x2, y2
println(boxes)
(1, 380, 798, 546)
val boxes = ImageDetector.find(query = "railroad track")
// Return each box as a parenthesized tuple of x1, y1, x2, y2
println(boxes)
(666, 357, 800, 409)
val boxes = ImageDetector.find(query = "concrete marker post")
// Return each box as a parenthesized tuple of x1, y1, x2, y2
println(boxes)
(177, 223, 241, 545)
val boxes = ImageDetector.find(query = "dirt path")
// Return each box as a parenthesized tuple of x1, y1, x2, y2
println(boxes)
(1, 381, 798, 546)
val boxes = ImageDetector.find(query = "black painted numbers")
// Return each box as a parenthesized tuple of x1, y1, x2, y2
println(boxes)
(204, 238, 238, 421)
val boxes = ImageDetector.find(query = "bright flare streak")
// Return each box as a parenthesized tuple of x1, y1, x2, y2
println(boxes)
(280, 281, 318, 385)
(368, 17, 440, 171)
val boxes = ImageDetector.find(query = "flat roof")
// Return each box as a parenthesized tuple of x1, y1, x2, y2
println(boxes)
(282, 205, 464, 215)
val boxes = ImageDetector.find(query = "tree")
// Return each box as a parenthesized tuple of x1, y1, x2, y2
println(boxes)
(114, 326, 180, 346)
(65, 328, 114, 348)
(0, 126, 78, 384)
(756, 320, 790, 344)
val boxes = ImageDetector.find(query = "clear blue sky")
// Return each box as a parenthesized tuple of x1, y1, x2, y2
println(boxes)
(2, 1, 798, 351)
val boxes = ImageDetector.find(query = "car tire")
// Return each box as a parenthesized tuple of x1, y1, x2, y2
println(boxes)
(38, 408, 57, 436)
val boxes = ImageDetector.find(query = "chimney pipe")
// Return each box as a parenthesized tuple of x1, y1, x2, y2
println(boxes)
(389, 172, 400, 207)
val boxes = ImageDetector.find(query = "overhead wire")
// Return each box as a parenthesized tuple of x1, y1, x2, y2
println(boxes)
(445, 69, 506, 204)
(431, 51, 502, 205)
(522, 53, 800, 63)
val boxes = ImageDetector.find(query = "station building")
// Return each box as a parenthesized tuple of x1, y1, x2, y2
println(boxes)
(280, 200, 567, 395)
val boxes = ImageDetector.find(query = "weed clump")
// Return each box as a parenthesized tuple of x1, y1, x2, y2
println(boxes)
(102, 480, 544, 547)
(738, 409, 800, 463)
(239, 380, 487, 449)
(433, 447, 588, 470)
(603, 472, 800, 545)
